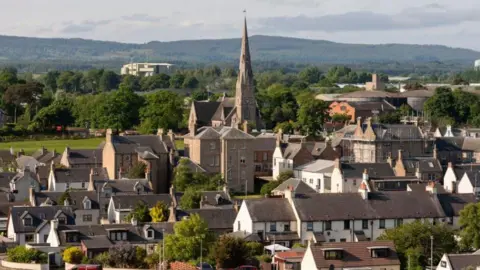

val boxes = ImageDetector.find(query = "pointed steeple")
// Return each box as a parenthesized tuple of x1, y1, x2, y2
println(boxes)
(238, 16, 253, 81)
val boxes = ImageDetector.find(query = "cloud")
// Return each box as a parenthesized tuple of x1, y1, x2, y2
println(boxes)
(60, 20, 111, 33)
(121, 13, 164, 22)
(256, 7, 480, 33)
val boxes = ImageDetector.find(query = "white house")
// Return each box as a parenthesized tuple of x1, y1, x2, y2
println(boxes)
(48, 167, 108, 192)
(107, 193, 173, 224)
(436, 252, 480, 270)
(273, 142, 314, 180)
(457, 171, 480, 195)
(293, 159, 334, 193)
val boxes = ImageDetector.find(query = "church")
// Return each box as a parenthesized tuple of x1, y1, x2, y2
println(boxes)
(183, 18, 269, 193)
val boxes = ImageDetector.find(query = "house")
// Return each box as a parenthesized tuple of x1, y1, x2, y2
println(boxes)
(369, 177, 423, 192)
(0, 192, 29, 232)
(48, 166, 108, 192)
(293, 160, 335, 193)
(233, 198, 299, 248)
(434, 125, 461, 138)
(273, 139, 315, 180)
(102, 128, 174, 194)
(443, 163, 480, 193)
(272, 178, 317, 196)
(252, 133, 276, 176)
(301, 240, 400, 270)
(329, 100, 395, 123)
(9, 168, 41, 201)
(7, 206, 75, 244)
(16, 155, 42, 171)
(30, 189, 100, 225)
(435, 137, 480, 165)
(46, 221, 174, 259)
(273, 250, 305, 270)
(184, 18, 263, 134)
(184, 208, 237, 235)
(182, 126, 256, 192)
(107, 193, 173, 224)
(389, 150, 442, 181)
(437, 252, 480, 270)
(60, 147, 103, 168)
(336, 118, 428, 163)
(456, 171, 480, 195)
(31, 147, 61, 165)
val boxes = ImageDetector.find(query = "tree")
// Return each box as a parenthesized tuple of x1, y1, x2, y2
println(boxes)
(7, 246, 47, 263)
(139, 91, 184, 132)
(299, 66, 321, 84)
(3, 82, 44, 122)
(63, 247, 84, 264)
(43, 71, 60, 92)
(83, 69, 104, 92)
(108, 243, 138, 268)
(33, 96, 75, 131)
(331, 113, 351, 123)
(297, 99, 329, 136)
(190, 90, 209, 101)
(164, 214, 213, 262)
(260, 181, 282, 196)
(125, 202, 151, 222)
(98, 88, 144, 131)
(277, 170, 294, 182)
(424, 87, 456, 123)
(99, 71, 120, 92)
(210, 235, 249, 268)
(127, 162, 147, 179)
(459, 202, 480, 251)
(378, 221, 457, 268)
(173, 159, 194, 191)
(182, 76, 199, 88)
(150, 201, 168, 222)
(258, 84, 299, 129)
(119, 75, 141, 92)
(169, 73, 186, 88)
(179, 187, 202, 210)
(58, 190, 71, 205)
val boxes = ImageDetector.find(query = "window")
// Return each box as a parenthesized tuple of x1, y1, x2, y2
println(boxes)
(58, 217, 66, 225)
(340, 238, 346, 242)
(362, 219, 369, 229)
(325, 250, 342, 259)
(110, 232, 116, 240)
(24, 217, 32, 226)
(84, 201, 91, 210)
(66, 234, 78, 243)
(255, 165, 262, 172)
(325, 221, 332, 231)
(329, 239, 335, 242)
(263, 152, 268, 161)
(306, 222, 313, 231)
(66, 183, 70, 189)
(210, 142, 215, 150)
(344, 220, 350, 230)
(44, 235, 48, 243)
(395, 218, 403, 227)
(309, 179, 313, 184)
(240, 156, 246, 164)
(237, 221, 241, 231)
(116, 232, 122, 240)
(284, 224, 290, 232)
(25, 234, 34, 243)
(441, 261, 447, 268)
(353, 179, 357, 186)
(372, 248, 390, 258)
(83, 214, 92, 222)
(379, 219, 385, 229)
(81, 182, 85, 189)
(147, 230, 154, 239)
(270, 223, 277, 232)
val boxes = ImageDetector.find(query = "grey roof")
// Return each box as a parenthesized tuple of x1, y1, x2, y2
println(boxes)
(34, 191, 100, 209)
(453, 165, 480, 180)
(294, 159, 335, 173)
(177, 157, 206, 173)
(0, 150, 15, 164)
(226, 230, 262, 242)
(348, 100, 396, 112)
(195, 127, 221, 139)
(252, 135, 276, 151)
(462, 138, 480, 152)
(186, 208, 236, 230)
(219, 127, 255, 140)
(175, 190, 232, 208)
(273, 178, 317, 195)
(435, 138, 464, 152)
(98, 179, 152, 194)
(447, 254, 480, 270)
(399, 90, 435, 98)
(245, 198, 297, 222)
(111, 135, 168, 155)
(65, 149, 102, 166)
(0, 172, 16, 189)
(341, 163, 395, 178)
(437, 193, 477, 217)
(365, 124, 423, 140)
(111, 194, 172, 209)
(10, 206, 75, 233)
(407, 183, 446, 193)
(400, 158, 442, 174)
(82, 235, 112, 249)
(337, 90, 395, 99)
(16, 156, 41, 170)
(193, 101, 221, 124)
(293, 191, 446, 221)
(53, 167, 108, 183)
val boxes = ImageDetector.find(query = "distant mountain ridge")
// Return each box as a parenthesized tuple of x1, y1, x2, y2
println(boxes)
(0, 34, 479, 65)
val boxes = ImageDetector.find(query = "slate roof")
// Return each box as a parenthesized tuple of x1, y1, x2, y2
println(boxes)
(97, 179, 152, 195)
(219, 127, 255, 140)
(348, 100, 396, 112)
(16, 156, 41, 171)
(446, 254, 480, 270)
(341, 163, 395, 178)
(462, 138, 480, 152)
(111, 194, 172, 209)
(111, 135, 168, 155)
(245, 198, 297, 222)
(463, 171, 480, 188)
(53, 167, 108, 183)
(10, 206, 75, 233)
(337, 90, 395, 99)
(400, 158, 442, 174)
(0, 172, 15, 189)
(65, 149, 102, 166)
(34, 191, 100, 210)
(453, 165, 480, 179)
(437, 193, 477, 217)
(226, 230, 262, 242)
(195, 127, 221, 139)
(294, 160, 335, 173)
(175, 190, 232, 208)
(186, 208, 236, 230)
(192, 101, 221, 125)
(407, 183, 446, 193)
(273, 178, 317, 195)
(364, 124, 423, 140)
(435, 138, 464, 152)
(310, 241, 400, 269)
(293, 191, 446, 221)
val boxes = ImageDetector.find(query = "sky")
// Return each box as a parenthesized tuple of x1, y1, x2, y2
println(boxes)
(1, 0, 480, 50)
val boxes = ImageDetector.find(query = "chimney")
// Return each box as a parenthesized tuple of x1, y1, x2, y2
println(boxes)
(131, 217, 138, 226)
(426, 181, 437, 194)
(157, 128, 164, 137)
(167, 129, 175, 144)
(9, 146, 14, 156)
(88, 168, 95, 191)
(29, 187, 35, 206)
(398, 149, 403, 161)
(168, 202, 177, 222)
(433, 145, 438, 159)
(362, 169, 369, 181)
(386, 153, 393, 167)
(170, 185, 178, 207)
(106, 129, 113, 143)
(276, 128, 283, 147)
(359, 182, 369, 200)
(284, 185, 295, 200)
(334, 158, 341, 171)
(233, 201, 239, 212)
(200, 195, 208, 208)
(415, 165, 422, 179)
(243, 121, 251, 134)
(118, 167, 123, 179)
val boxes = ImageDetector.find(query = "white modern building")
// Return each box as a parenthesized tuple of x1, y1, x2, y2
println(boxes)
(121, 63, 174, 77)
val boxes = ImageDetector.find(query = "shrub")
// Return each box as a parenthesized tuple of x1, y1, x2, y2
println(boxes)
(7, 246, 47, 263)
(257, 254, 272, 263)
(92, 252, 111, 266)
(62, 247, 84, 264)
(246, 242, 263, 257)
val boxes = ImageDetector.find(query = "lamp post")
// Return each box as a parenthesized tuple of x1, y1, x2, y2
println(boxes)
(430, 235, 434, 270)
(162, 228, 165, 270)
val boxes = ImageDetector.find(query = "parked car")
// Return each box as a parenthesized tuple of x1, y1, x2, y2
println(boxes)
(71, 265, 103, 270)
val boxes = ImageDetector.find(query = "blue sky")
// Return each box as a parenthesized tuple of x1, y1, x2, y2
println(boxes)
(1, 0, 480, 50)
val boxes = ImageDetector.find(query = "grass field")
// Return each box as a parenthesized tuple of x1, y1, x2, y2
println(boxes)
(0, 138, 185, 155)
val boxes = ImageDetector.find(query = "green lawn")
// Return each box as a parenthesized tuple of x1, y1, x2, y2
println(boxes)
(0, 138, 185, 155)
(0, 138, 105, 155)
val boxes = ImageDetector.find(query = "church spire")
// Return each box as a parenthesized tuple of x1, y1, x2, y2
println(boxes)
(239, 14, 253, 81)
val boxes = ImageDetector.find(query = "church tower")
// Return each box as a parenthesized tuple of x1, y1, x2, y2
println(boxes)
(234, 17, 262, 130)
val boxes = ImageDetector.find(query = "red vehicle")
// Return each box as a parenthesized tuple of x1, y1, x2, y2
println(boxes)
(71, 264, 103, 270)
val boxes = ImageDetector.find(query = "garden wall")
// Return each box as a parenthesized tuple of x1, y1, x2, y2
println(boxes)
(1, 260, 49, 270)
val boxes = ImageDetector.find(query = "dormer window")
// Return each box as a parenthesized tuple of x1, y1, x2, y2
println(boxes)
(147, 229, 154, 239)
(23, 217, 32, 226)
(323, 249, 344, 260)
(83, 197, 91, 210)
(369, 247, 390, 258)
(58, 217, 66, 225)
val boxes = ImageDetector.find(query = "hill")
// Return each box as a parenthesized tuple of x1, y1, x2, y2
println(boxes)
(0, 34, 479, 68)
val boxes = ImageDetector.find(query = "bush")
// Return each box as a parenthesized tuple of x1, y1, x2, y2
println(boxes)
(256, 254, 272, 263)
(7, 246, 47, 264)
(63, 247, 84, 264)
(92, 252, 111, 266)
(260, 181, 281, 196)
(246, 242, 263, 257)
